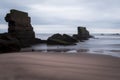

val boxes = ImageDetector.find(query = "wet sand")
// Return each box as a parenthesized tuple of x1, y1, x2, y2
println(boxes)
(0, 52, 120, 80)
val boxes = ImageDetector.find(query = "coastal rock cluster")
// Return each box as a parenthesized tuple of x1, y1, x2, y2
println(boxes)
(0, 9, 92, 53)
(47, 27, 92, 45)
(0, 9, 41, 53)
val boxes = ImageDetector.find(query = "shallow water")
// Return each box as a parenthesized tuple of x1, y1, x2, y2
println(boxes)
(31, 34, 120, 58)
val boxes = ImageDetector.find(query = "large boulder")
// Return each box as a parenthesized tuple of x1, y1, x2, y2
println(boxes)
(47, 34, 77, 45)
(0, 33, 21, 53)
(5, 9, 41, 47)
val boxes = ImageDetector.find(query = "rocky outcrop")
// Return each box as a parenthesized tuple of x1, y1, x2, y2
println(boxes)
(73, 27, 92, 41)
(47, 27, 92, 45)
(0, 33, 21, 53)
(5, 9, 41, 47)
(0, 9, 42, 53)
(47, 34, 77, 45)
(0, 9, 93, 52)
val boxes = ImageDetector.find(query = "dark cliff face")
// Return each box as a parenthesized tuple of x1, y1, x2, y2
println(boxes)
(5, 9, 40, 47)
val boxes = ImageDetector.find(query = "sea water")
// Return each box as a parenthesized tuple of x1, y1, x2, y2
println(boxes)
(31, 34, 120, 58)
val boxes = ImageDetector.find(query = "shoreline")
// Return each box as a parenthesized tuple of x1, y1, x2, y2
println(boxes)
(21, 47, 120, 58)
(0, 52, 120, 80)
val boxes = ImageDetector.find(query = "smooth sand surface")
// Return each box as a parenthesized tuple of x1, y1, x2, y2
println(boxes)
(0, 52, 120, 80)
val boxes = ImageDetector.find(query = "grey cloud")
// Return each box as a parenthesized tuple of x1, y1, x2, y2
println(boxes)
(0, 0, 120, 31)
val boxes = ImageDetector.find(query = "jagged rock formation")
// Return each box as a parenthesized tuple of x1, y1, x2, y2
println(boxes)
(47, 34, 77, 45)
(5, 9, 41, 47)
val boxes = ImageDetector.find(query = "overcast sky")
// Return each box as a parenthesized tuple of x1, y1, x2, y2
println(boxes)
(0, 0, 120, 33)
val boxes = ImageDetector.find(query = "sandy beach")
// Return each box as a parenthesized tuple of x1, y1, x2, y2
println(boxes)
(0, 52, 120, 80)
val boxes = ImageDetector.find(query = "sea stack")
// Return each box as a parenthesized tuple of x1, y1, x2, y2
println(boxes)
(77, 27, 90, 40)
(73, 26, 91, 41)
(5, 9, 41, 47)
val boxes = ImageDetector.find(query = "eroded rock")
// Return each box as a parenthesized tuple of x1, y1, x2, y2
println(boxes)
(5, 9, 41, 47)
(47, 34, 77, 45)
